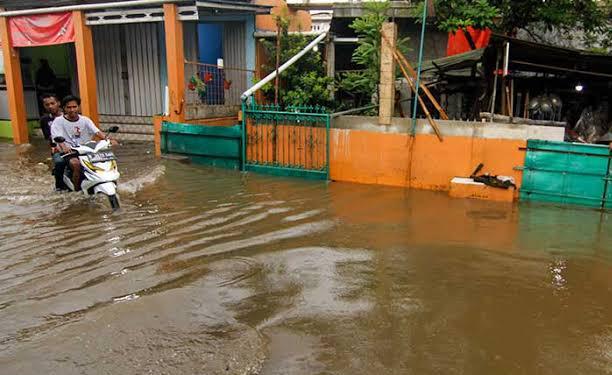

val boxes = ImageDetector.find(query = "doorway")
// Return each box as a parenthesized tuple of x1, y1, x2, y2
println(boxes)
(20, 43, 78, 115)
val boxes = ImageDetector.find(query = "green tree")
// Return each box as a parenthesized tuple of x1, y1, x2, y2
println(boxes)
(418, 0, 611, 50)
(340, 1, 410, 108)
(421, 0, 499, 32)
(259, 18, 334, 108)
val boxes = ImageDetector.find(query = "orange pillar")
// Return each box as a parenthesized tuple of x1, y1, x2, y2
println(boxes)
(72, 10, 99, 125)
(163, 3, 185, 123)
(0, 15, 29, 144)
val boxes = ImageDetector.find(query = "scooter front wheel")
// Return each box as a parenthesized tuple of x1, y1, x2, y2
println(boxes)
(108, 194, 120, 211)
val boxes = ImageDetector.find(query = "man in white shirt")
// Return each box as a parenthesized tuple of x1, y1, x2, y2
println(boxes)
(50, 95, 109, 190)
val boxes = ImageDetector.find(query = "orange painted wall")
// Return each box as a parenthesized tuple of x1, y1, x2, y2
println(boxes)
(329, 129, 526, 197)
(255, 0, 312, 32)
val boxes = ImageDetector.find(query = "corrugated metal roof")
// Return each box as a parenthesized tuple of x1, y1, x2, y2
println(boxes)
(490, 34, 612, 76)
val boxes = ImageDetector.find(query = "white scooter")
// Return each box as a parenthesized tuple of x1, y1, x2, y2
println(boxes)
(53, 127, 121, 210)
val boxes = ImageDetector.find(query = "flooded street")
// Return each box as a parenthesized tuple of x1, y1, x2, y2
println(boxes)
(0, 139, 611, 374)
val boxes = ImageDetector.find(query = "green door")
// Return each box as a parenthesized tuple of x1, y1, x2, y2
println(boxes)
(605, 156, 612, 210)
(161, 122, 243, 169)
(521, 140, 610, 208)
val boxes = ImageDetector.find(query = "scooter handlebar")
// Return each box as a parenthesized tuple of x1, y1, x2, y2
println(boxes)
(61, 151, 78, 158)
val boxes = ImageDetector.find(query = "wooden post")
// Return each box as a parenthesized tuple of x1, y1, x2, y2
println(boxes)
(325, 39, 335, 78)
(0, 14, 29, 144)
(163, 3, 185, 123)
(325, 38, 335, 100)
(390, 46, 443, 141)
(73, 11, 99, 125)
(379, 22, 397, 125)
(490, 50, 500, 121)
(153, 115, 163, 157)
(381, 33, 449, 120)
(274, 19, 281, 105)
(254, 39, 266, 104)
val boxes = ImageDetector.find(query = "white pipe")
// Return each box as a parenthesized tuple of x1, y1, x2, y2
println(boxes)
(333, 37, 359, 43)
(241, 32, 327, 101)
(0, 0, 180, 17)
(503, 41, 510, 76)
(163, 86, 170, 116)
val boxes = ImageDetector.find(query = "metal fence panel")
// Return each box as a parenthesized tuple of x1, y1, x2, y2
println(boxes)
(242, 103, 330, 180)
(185, 61, 252, 107)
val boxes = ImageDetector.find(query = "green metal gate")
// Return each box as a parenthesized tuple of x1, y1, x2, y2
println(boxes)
(521, 140, 612, 209)
(241, 103, 330, 180)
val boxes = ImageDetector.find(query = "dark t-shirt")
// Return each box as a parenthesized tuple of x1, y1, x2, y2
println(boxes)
(39, 113, 61, 142)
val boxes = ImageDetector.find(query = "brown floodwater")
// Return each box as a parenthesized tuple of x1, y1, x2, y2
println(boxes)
(0, 138, 611, 375)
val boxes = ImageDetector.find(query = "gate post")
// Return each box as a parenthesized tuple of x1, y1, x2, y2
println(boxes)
(163, 4, 186, 124)
(326, 113, 331, 180)
(379, 22, 397, 125)
(240, 100, 247, 171)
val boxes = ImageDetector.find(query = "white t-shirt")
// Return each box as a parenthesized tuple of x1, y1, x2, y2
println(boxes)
(50, 115, 100, 147)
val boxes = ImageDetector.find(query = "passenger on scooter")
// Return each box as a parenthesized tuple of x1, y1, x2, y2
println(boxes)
(50, 95, 112, 191)
(39, 94, 66, 190)
(40, 93, 62, 141)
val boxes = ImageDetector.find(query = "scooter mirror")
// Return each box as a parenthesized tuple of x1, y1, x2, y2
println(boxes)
(107, 126, 119, 133)
(53, 136, 66, 143)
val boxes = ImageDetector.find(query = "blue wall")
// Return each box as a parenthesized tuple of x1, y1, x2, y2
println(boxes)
(198, 23, 224, 64)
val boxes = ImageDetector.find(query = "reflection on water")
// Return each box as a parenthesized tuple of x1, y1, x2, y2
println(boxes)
(0, 138, 611, 374)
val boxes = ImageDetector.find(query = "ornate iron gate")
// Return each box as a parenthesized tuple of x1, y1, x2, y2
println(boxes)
(241, 103, 330, 180)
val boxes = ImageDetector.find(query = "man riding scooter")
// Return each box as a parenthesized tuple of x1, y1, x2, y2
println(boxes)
(50, 95, 116, 190)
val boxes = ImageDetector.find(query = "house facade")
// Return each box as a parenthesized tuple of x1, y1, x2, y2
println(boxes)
(0, 0, 270, 143)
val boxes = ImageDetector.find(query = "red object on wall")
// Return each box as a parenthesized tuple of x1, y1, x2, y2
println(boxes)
(8, 12, 75, 47)
(446, 27, 491, 56)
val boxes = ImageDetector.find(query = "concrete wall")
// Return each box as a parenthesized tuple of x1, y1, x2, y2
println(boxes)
(398, 23, 448, 63)
(185, 104, 241, 120)
(332, 21, 448, 73)
(329, 116, 565, 195)
(255, 0, 312, 32)
(0, 120, 40, 139)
